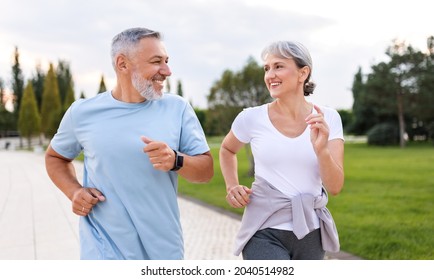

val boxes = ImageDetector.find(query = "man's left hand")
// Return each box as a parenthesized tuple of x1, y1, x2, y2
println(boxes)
(141, 136, 176, 171)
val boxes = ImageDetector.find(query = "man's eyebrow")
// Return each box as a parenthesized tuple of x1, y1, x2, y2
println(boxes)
(149, 55, 168, 60)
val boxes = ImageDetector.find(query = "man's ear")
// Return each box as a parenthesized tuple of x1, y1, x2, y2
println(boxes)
(115, 54, 128, 72)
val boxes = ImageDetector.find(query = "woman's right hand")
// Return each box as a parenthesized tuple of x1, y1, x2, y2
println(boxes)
(226, 185, 252, 208)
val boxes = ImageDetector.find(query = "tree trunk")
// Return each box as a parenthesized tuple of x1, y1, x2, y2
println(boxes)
(396, 91, 406, 148)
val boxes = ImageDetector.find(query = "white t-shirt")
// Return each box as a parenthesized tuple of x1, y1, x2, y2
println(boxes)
(231, 103, 344, 230)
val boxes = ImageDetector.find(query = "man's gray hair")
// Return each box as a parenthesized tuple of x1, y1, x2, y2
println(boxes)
(111, 27, 161, 69)
(261, 41, 316, 96)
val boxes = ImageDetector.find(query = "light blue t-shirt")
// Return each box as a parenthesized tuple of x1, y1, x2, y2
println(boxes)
(50, 91, 209, 260)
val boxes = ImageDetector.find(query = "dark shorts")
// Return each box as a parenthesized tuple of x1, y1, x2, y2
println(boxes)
(242, 228, 325, 260)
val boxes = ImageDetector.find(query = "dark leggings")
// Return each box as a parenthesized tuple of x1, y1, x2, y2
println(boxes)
(242, 228, 325, 260)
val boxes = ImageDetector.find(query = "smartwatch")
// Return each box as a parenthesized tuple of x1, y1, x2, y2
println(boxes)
(170, 150, 184, 171)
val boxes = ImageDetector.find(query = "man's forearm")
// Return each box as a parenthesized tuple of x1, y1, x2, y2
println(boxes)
(177, 152, 213, 183)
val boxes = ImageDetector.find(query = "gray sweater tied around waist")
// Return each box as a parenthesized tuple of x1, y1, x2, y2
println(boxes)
(234, 176, 340, 256)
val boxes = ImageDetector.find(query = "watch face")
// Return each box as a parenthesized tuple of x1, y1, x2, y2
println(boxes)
(171, 150, 183, 171)
(177, 154, 184, 168)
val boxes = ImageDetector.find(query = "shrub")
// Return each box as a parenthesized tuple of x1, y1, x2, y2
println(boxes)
(426, 121, 434, 144)
(367, 123, 399, 146)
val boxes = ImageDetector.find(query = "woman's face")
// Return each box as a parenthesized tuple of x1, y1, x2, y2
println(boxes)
(263, 53, 304, 98)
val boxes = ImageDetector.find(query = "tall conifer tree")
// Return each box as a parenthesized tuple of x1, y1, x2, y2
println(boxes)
(41, 63, 62, 139)
(63, 82, 75, 113)
(18, 81, 41, 148)
(98, 75, 107, 94)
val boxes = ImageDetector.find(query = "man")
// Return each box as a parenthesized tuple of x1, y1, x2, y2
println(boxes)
(45, 27, 213, 260)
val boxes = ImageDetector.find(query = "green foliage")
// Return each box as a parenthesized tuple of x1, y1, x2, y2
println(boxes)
(176, 80, 183, 97)
(337, 109, 353, 133)
(179, 136, 252, 215)
(98, 75, 107, 94)
(31, 64, 45, 111)
(11, 46, 24, 113)
(206, 57, 272, 136)
(63, 82, 75, 112)
(0, 104, 15, 137)
(18, 81, 41, 147)
(349, 36, 434, 146)
(0, 77, 15, 135)
(179, 142, 434, 259)
(165, 77, 171, 93)
(56, 60, 73, 104)
(367, 123, 399, 146)
(426, 121, 434, 144)
(205, 105, 241, 136)
(194, 107, 206, 131)
(41, 63, 62, 139)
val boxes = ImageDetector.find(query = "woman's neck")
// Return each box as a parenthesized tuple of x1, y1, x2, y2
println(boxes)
(273, 96, 312, 120)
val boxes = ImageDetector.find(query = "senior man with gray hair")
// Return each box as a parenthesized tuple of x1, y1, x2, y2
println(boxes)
(45, 27, 213, 260)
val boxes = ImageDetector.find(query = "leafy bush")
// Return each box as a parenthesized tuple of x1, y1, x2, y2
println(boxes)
(367, 123, 399, 146)
(426, 121, 434, 144)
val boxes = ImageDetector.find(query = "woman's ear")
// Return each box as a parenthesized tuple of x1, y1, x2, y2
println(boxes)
(299, 66, 310, 82)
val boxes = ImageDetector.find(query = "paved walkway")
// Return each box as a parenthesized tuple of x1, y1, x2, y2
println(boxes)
(0, 149, 359, 260)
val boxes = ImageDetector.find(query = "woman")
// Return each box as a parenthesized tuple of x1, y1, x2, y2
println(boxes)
(219, 41, 344, 260)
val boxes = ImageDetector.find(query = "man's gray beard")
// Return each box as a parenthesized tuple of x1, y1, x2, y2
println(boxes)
(132, 72, 162, 101)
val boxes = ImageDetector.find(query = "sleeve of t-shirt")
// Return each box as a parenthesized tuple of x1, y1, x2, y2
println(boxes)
(327, 109, 345, 141)
(50, 101, 83, 159)
(231, 109, 251, 143)
(179, 102, 210, 155)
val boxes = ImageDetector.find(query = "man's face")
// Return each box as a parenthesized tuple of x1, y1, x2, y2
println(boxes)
(129, 37, 172, 99)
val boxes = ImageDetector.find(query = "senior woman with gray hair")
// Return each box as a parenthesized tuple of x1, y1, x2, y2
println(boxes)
(219, 41, 344, 260)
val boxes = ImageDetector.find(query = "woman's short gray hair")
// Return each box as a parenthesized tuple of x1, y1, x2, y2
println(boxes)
(111, 27, 161, 69)
(261, 41, 316, 96)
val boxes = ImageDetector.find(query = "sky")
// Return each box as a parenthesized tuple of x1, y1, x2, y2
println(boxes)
(1, 0, 432, 110)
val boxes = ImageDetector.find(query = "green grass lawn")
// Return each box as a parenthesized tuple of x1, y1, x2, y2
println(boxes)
(179, 139, 434, 260)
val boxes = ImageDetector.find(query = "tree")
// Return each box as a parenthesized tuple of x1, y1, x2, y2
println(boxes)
(206, 56, 272, 176)
(41, 63, 62, 139)
(11, 46, 25, 147)
(165, 77, 171, 93)
(31, 63, 45, 111)
(414, 36, 434, 143)
(386, 40, 425, 147)
(79, 91, 86, 99)
(0, 105, 15, 138)
(349, 36, 434, 146)
(63, 82, 75, 112)
(97, 74, 107, 94)
(176, 80, 183, 97)
(206, 56, 272, 135)
(349, 67, 371, 134)
(0, 78, 15, 138)
(56, 60, 73, 104)
(194, 107, 206, 132)
(18, 81, 41, 148)
(11, 46, 24, 113)
(0, 77, 4, 106)
(337, 109, 353, 133)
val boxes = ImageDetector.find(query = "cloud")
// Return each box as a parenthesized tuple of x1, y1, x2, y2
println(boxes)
(1, 0, 432, 110)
